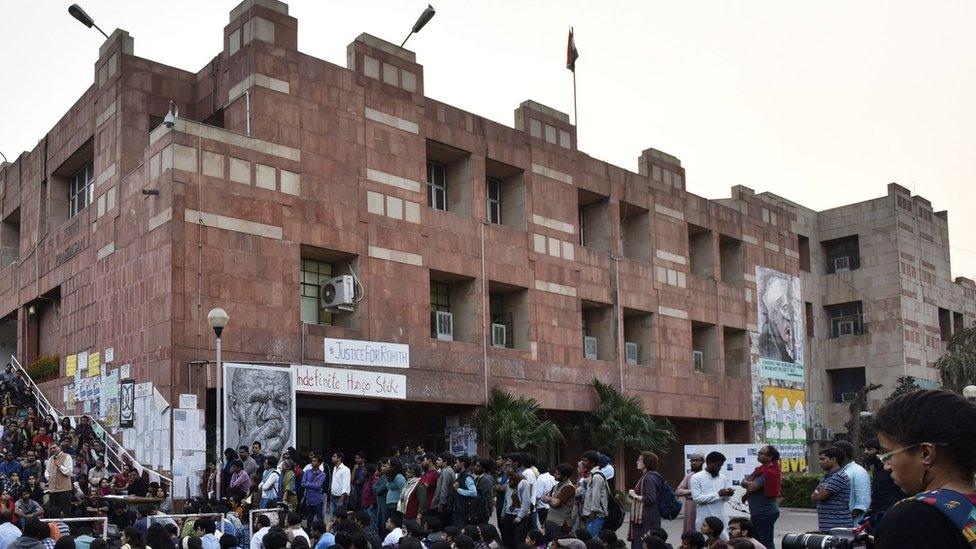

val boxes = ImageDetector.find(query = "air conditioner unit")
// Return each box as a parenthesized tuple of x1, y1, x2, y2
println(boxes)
(435, 311, 454, 342)
(584, 336, 598, 359)
(837, 320, 856, 336)
(827, 428, 835, 440)
(834, 256, 850, 272)
(321, 275, 355, 309)
(625, 342, 639, 364)
(841, 392, 857, 403)
(491, 323, 507, 348)
(693, 350, 704, 372)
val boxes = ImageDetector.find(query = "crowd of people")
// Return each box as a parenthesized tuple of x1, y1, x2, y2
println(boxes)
(0, 358, 972, 549)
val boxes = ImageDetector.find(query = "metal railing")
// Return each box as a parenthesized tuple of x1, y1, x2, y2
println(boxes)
(41, 517, 109, 539)
(147, 513, 226, 534)
(10, 355, 173, 485)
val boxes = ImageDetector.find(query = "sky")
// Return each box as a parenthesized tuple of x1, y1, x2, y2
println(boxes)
(2, 1, 975, 278)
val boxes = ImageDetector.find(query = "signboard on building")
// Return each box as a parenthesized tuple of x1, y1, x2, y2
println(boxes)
(324, 338, 410, 369)
(294, 364, 407, 400)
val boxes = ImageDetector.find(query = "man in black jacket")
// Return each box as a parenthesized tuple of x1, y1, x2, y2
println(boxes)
(862, 438, 906, 512)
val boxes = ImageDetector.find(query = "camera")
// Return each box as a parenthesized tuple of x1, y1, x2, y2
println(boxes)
(782, 529, 870, 549)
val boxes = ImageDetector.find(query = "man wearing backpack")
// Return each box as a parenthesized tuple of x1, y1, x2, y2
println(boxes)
(581, 451, 609, 537)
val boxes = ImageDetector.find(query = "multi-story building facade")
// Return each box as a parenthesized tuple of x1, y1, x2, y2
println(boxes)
(0, 0, 971, 483)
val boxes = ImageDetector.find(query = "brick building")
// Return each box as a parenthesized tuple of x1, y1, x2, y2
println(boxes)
(0, 0, 972, 482)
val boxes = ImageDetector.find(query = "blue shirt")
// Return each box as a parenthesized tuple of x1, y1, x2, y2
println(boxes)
(315, 533, 336, 549)
(817, 469, 853, 531)
(842, 461, 871, 514)
(201, 533, 220, 549)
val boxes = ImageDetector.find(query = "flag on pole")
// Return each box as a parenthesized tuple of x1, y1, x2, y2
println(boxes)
(566, 27, 579, 72)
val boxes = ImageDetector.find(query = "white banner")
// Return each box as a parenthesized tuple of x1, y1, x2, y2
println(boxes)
(294, 364, 406, 400)
(324, 338, 410, 369)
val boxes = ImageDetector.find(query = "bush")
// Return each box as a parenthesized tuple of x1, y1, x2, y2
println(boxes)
(781, 473, 821, 508)
(27, 354, 60, 382)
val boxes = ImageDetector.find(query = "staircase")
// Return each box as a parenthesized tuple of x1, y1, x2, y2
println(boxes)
(11, 355, 172, 487)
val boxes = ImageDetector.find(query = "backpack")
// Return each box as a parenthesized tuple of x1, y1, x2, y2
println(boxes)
(911, 489, 976, 546)
(592, 472, 624, 532)
(650, 472, 682, 521)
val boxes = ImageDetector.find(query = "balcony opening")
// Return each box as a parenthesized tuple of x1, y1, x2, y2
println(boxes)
(619, 201, 650, 262)
(825, 301, 865, 338)
(805, 301, 814, 338)
(798, 235, 811, 272)
(719, 235, 743, 283)
(828, 367, 866, 403)
(722, 327, 749, 378)
(823, 235, 860, 274)
(426, 140, 472, 215)
(688, 224, 715, 278)
(622, 309, 655, 367)
(939, 307, 952, 341)
(691, 321, 718, 373)
(577, 188, 610, 252)
(581, 301, 615, 361)
(953, 311, 964, 336)
(0, 208, 21, 269)
(299, 246, 360, 329)
(484, 159, 525, 229)
(429, 270, 477, 343)
(488, 281, 529, 350)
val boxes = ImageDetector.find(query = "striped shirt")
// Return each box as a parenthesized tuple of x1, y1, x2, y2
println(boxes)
(817, 469, 854, 531)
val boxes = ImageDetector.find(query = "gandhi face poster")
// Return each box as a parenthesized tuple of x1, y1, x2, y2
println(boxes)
(223, 364, 296, 457)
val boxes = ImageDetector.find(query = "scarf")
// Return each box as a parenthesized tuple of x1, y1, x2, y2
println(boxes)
(630, 472, 648, 526)
(398, 477, 420, 513)
(751, 461, 782, 497)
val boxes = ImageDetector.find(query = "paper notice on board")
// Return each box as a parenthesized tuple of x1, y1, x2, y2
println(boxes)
(88, 352, 100, 377)
(66, 355, 77, 377)
(178, 394, 197, 409)
(153, 388, 169, 414)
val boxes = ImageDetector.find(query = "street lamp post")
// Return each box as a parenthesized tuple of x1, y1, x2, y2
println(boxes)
(68, 4, 110, 39)
(400, 5, 436, 48)
(207, 307, 229, 499)
(964, 385, 976, 402)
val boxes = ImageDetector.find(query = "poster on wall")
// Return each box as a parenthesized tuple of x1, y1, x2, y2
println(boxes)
(751, 266, 807, 464)
(223, 363, 296, 458)
(755, 266, 804, 382)
(119, 380, 135, 428)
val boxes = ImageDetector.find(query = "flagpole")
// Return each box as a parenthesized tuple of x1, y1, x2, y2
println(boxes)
(573, 66, 578, 127)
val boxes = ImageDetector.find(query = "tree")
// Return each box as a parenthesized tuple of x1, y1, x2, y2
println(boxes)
(843, 383, 881, 451)
(575, 378, 676, 455)
(886, 375, 922, 403)
(474, 386, 563, 457)
(937, 326, 976, 394)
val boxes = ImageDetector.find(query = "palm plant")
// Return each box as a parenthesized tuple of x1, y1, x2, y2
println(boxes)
(475, 386, 564, 457)
(937, 326, 976, 394)
(577, 378, 675, 454)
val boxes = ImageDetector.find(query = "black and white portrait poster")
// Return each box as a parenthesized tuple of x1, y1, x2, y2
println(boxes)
(119, 380, 135, 428)
(222, 363, 296, 458)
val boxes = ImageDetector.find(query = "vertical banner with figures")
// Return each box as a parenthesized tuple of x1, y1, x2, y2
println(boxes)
(751, 266, 808, 470)
(119, 380, 135, 428)
(223, 364, 296, 459)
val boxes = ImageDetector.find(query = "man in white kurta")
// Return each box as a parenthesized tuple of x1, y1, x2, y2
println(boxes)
(691, 451, 734, 540)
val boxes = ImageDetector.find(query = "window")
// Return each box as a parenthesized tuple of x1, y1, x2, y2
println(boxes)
(692, 321, 718, 373)
(823, 235, 860, 274)
(430, 281, 451, 338)
(486, 178, 501, 224)
(426, 161, 447, 211)
(623, 309, 656, 367)
(825, 301, 865, 338)
(828, 367, 866, 403)
(68, 161, 94, 217)
(798, 235, 811, 272)
(489, 293, 514, 349)
(953, 311, 964, 336)
(300, 259, 334, 325)
(485, 159, 525, 228)
(1, 208, 21, 269)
